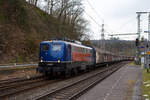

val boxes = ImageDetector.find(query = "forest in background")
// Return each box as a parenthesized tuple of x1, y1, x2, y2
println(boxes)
(92, 39, 136, 56)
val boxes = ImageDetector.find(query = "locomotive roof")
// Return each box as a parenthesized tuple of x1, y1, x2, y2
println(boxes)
(41, 40, 92, 50)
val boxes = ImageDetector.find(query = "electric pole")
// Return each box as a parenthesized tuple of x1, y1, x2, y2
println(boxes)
(136, 12, 148, 39)
(136, 12, 150, 64)
(101, 23, 105, 50)
(136, 12, 147, 64)
(148, 13, 150, 41)
(137, 13, 141, 39)
(136, 12, 141, 64)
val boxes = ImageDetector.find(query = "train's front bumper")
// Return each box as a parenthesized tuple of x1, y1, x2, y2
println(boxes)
(37, 61, 72, 73)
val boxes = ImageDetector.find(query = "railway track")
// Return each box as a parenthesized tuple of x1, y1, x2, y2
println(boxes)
(34, 62, 127, 100)
(0, 75, 43, 86)
(1, 61, 129, 100)
(1, 79, 63, 99)
(0, 75, 51, 98)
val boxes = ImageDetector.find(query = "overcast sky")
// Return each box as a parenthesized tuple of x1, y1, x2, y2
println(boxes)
(83, 0, 150, 40)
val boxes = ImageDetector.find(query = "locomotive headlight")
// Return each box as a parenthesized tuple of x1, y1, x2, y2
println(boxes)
(40, 59, 43, 62)
(40, 57, 43, 62)
(58, 60, 60, 63)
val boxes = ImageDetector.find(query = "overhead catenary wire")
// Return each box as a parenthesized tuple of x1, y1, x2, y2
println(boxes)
(85, 0, 136, 40)
(85, 0, 141, 40)
(84, 10, 102, 28)
(85, 0, 115, 36)
(86, 0, 104, 22)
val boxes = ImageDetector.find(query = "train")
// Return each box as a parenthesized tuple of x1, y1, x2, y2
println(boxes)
(36, 39, 133, 77)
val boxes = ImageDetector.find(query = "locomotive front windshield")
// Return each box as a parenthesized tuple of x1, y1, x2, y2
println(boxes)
(52, 44, 62, 51)
(41, 44, 49, 51)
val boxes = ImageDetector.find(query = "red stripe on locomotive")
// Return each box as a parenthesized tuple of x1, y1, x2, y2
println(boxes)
(72, 52, 92, 62)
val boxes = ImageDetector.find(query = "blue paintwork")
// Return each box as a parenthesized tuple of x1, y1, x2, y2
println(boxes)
(65, 44, 72, 61)
(40, 41, 72, 62)
(39, 41, 96, 64)
(37, 40, 97, 76)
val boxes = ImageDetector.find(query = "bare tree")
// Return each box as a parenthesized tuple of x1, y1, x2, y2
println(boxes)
(35, 0, 38, 6)
(27, 0, 39, 6)
(26, 0, 88, 40)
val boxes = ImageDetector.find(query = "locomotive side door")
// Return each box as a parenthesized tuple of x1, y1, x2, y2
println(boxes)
(67, 44, 72, 61)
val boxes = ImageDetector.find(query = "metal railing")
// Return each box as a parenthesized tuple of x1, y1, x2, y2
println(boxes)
(0, 62, 38, 68)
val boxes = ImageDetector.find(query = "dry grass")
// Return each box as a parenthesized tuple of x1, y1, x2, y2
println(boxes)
(0, 66, 38, 80)
(143, 69, 150, 100)
(125, 80, 136, 100)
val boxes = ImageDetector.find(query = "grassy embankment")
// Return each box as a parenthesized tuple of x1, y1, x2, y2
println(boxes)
(143, 68, 150, 99)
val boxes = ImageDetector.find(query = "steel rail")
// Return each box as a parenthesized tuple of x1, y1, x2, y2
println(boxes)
(35, 62, 127, 100)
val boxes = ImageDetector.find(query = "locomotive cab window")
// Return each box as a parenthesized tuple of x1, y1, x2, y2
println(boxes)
(52, 44, 62, 51)
(41, 44, 49, 51)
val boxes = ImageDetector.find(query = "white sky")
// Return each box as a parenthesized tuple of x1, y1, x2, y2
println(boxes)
(83, 0, 150, 40)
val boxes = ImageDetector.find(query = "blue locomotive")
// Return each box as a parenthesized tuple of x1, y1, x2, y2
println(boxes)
(37, 39, 96, 77)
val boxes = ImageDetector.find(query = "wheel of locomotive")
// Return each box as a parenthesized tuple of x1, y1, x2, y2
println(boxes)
(45, 71, 55, 79)
(85, 65, 89, 71)
(71, 68, 78, 76)
(93, 64, 96, 69)
(70, 69, 74, 76)
(87, 65, 94, 71)
(61, 69, 71, 78)
(66, 69, 71, 78)
(44, 72, 48, 77)
(44, 72, 51, 79)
